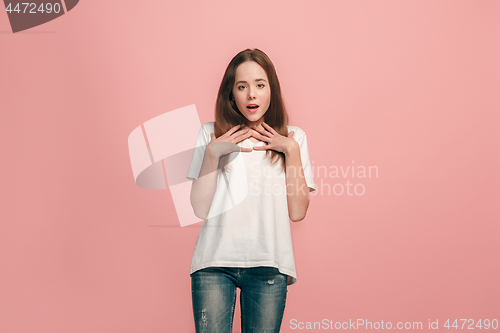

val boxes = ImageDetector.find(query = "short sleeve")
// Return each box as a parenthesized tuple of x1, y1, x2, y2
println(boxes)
(294, 128, 316, 192)
(186, 124, 210, 181)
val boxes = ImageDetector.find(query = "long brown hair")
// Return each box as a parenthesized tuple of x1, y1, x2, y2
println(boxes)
(214, 48, 289, 173)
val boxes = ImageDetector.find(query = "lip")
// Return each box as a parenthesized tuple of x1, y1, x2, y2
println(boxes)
(247, 104, 259, 113)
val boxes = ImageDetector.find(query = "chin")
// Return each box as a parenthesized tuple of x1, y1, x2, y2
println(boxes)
(247, 113, 264, 121)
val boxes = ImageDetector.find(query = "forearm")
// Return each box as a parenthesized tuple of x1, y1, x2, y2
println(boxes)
(190, 147, 220, 220)
(284, 143, 310, 222)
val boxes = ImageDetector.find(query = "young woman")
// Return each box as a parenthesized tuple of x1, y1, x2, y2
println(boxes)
(186, 48, 316, 333)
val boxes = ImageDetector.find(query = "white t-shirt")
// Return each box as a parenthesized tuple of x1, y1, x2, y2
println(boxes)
(186, 122, 316, 285)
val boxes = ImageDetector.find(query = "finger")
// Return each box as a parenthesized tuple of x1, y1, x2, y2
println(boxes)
(288, 131, 294, 138)
(231, 130, 252, 143)
(251, 131, 270, 143)
(222, 124, 242, 138)
(253, 145, 271, 150)
(261, 122, 278, 135)
(210, 133, 216, 141)
(228, 145, 252, 153)
(229, 128, 250, 139)
(252, 124, 272, 137)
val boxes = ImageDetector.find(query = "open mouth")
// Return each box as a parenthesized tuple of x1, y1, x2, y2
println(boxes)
(247, 105, 259, 112)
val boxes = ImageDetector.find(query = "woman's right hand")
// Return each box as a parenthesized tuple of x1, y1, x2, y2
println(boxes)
(207, 124, 253, 160)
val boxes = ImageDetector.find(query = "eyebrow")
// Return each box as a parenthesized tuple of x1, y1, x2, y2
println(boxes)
(235, 79, 268, 85)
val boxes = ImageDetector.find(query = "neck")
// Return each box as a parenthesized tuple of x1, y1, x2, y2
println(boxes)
(246, 119, 264, 128)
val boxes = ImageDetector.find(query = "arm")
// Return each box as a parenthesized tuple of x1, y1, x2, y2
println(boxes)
(189, 125, 252, 220)
(250, 123, 312, 222)
(284, 142, 310, 222)
(190, 145, 221, 220)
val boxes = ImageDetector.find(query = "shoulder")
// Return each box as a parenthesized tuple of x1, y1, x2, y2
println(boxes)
(287, 125, 307, 140)
(201, 122, 215, 134)
(193, 122, 215, 143)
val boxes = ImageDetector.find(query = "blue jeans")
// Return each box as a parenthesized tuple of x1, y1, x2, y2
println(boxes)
(191, 266, 288, 333)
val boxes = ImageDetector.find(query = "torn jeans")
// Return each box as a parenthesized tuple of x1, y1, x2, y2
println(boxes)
(191, 266, 288, 333)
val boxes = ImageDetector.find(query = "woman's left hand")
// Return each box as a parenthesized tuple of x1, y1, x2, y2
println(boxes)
(251, 122, 298, 155)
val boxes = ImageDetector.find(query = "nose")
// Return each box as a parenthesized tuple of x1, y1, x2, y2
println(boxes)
(247, 87, 256, 99)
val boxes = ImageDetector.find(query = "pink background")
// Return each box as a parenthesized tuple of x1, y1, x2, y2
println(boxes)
(1, 1, 499, 332)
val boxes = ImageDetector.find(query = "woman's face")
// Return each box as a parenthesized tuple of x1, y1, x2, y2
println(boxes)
(232, 61, 271, 127)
